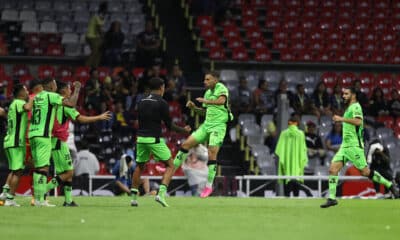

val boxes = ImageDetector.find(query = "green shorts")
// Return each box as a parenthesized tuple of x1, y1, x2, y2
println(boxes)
(52, 141, 73, 174)
(191, 123, 227, 147)
(5, 147, 26, 171)
(136, 137, 171, 163)
(30, 137, 52, 168)
(332, 146, 368, 170)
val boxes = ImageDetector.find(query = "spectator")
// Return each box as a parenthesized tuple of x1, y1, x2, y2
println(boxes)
(367, 139, 394, 195)
(274, 79, 293, 107)
(305, 121, 326, 165)
(237, 76, 252, 114)
(330, 84, 344, 116)
(136, 20, 161, 67)
(114, 101, 135, 134)
(312, 81, 332, 117)
(182, 144, 209, 196)
(264, 121, 278, 153)
(388, 89, 400, 119)
(74, 141, 100, 177)
(275, 114, 312, 197)
(253, 79, 275, 117)
(85, 2, 108, 67)
(170, 64, 186, 93)
(84, 68, 102, 113)
(325, 122, 343, 160)
(368, 87, 389, 117)
(354, 79, 369, 109)
(291, 83, 317, 116)
(102, 21, 125, 67)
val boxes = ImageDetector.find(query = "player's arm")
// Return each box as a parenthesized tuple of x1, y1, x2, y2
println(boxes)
(0, 107, 5, 117)
(23, 96, 34, 111)
(62, 81, 81, 107)
(186, 100, 206, 116)
(76, 111, 112, 123)
(161, 101, 191, 134)
(196, 95, 227, 105)
(332, 115, 362, 126)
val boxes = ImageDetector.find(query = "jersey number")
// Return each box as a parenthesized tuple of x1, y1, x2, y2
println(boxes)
(32, 109, 41, 125)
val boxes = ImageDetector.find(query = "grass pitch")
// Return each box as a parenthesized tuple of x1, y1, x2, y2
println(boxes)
(1, 196, 399, 240)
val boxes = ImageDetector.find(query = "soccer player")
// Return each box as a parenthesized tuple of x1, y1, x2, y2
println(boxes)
(130, 77, 191, 207)
(45, 81, 111, 206)
(28, 78, 80, 207)
(173, 71, 233, 198)
(0, 84, 33, 206)
(320, 87, 399, 208)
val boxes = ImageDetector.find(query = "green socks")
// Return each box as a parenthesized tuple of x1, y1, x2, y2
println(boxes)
(2, 184, 10, 194)
(206, 162, 217, 188)
(131, 188, 138, 201)
(173, 149, 189, 168)
(64, 182, 73, 204)
(371, 171, 392, 188)
(46, 177, 60, 192)
(158, 184, 167, 197)
(33, 172, 45, 201)
(328, 175, 338, 200)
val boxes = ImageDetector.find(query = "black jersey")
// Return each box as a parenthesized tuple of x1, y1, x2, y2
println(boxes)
(137, 94, 172, 138)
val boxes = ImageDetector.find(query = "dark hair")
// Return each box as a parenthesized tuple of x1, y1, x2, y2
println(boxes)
(289, 112, 300, 123)
(56, 81, 68, 93)
(205, 70, 219, 80)
(41, 77, 54, 85)
(13, 83, 25, 97)
(258, 79, 266, 88)
(344, 86, 358, 100)
(29, 78, 42, 90)
(148, 77, 165, 90)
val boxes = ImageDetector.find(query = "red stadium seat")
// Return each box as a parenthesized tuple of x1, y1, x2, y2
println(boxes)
(97, 66, 110, 82)
(265, 16, 281, 29)
(28, 46, 45, 56)
(374, 0, 390, 9)
(0, 64, 6, 77)
(300, 17, 315, 31)
(355, 18, 370, 32)
(315, 50, 334, 62)
(344, 39, 361, 51)
(74, 66, 91, 84)
(282, 17, 299, 29)
(12, 64, 30, 77)
(61, 76, 75, 83)
(393, 75, 400, 89)
(38, 65, 55, 79)
(273, 38, 289, 50)
(223, 25, 240, 39)
(208, 47, 226, 60)
(250, 38, 267, 49)
(389, 51, 400, 64)
(19, 74, 34, 85)
(291, 40, 306, 50)
(24, 33, 41, 46)
(296, 49, 314, 62)
(376, 73, 393, 88)
(308, 39, 325, 51)
(196, 16, 213, 28)
(46, 44, 64, 56)
(200, 25, 217, 38)
(321, 72, 338, 87)
(338, 0, 355, 8)
(242, 5, 258, 17)
(273, 28, 288, 41)
(57, 66, 73, 78)
(290, 28, 304, 40)
(280, 49, 296, 61)
(232, 47, 249, 61)
(246, 26, 262, 40)
(370, 51, 387, 64)
(327, 29, 342, 41)
(337, 19, 352, 32)
(338, 72, 356, 87)
(254, 48, 271, 62)
(227, 37, 244, 49)
(352, 50, 369, 64)
(321, 0, 336, 7)
(250, 0, 266, 7)
(203, 36, 221, 49)
(376, 116, 394, 129)
(335, 50, 351, 63)
(0, 74, 12, 97)
(304, 0, 319, 8)
(0, 42, 8, 56)
(242, 16, 258, 28)
(132, 67, 145, 78)
(358, 73, 375, 87)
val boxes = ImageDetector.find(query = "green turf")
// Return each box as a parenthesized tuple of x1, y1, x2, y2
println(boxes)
(1, 197, 399, 240)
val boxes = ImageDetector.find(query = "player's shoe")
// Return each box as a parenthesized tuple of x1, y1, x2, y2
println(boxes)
(0, 192, 7, 201)
(34, 200, 56, 207)
(320, 198, 338, 208)
(130, 200, 138, 207)
(155, 195, 169, 207)
(4, 199, 20, 207)
(389, 181, 399, 199)
(30, 197, 35, 206)
(63, 201, 79, 207)
(200, 186, 213, 198)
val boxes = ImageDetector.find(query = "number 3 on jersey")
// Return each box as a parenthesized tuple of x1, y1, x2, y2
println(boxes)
(32, 109, 41, 125)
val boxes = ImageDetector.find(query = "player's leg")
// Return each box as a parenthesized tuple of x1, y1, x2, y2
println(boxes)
(0, 148, 12, 200)
(320, 150, 345, 208)
(152, 139, 172, 207)
(31, 137, 52, 206)
(2, 147, 25, 206)
(173, 125, 206, 168)
(352, 147, 400, 198)
(200, 126, 226, 198)
(130, 142, 149, 206)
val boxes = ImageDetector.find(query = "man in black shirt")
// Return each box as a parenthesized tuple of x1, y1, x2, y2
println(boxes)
(130, 77, 191, 207)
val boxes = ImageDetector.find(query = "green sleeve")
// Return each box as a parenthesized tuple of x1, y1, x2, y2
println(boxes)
(352, 104, 363, 119)
(48, 92, 63, 106)
(64, 107, 80, 121)
(215, 83, 229, 98)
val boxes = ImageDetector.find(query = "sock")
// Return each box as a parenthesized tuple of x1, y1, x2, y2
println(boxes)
(6, 193, 13, 200)
(64, 182, 73, 204)
(371, 171, 392, 188)
(158, 184, 167, 197)
(173, 148, 189, 168)
(46, 176, 61, 192)
(2, 184, 10, 194)
(33, 172, 45, 201)
(206, 161, 217, 188)
(131, 188, 138, 201)
(328, 175, 338, 200)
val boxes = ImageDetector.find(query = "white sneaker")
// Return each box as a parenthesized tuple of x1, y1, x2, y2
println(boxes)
(130, 200, 138, 207)
(34, 200, 56, 207)
(4, 199, 20, 207)
(0, 192, 7, 201)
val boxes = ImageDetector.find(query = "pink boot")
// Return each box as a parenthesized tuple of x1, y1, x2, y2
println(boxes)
(200, 186, 213, 198)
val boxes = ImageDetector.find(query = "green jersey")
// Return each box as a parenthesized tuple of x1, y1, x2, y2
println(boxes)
(342, 102, 364, 148)
(202, 82, 233, 126)
(4, 99, 28, 148)
(28, 91, 63, 138)
(52, 106, 80, 145)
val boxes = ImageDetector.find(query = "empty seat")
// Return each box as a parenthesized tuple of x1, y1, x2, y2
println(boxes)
(61, 33, 79, 44)
(59, 22, 76, 33)
(238, 113, 256, 126)
(19, 10, 36, 21)
(40, 21, 57, 33)
(64, 43, 81, 57)
(1, 10, 18, 21)
(21, 21, 39, 33)
(74, 11, 90, 23)
(53, 1, 70, 11)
